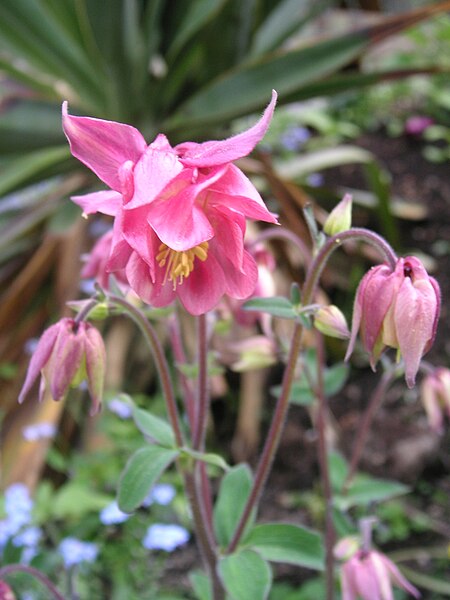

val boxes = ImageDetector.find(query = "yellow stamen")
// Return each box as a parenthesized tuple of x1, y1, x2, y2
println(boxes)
(156, 241, 209, 289)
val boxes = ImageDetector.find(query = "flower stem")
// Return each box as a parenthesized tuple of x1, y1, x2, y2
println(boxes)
(314, 332, 335, 600)
(0, 565, 66, 600)
(193, 313, 209, 451)
(302, 228, 397, 304)
(227, 321, 304, 553)
(343, 369, 396, 493)
(107, 294, 184, 447)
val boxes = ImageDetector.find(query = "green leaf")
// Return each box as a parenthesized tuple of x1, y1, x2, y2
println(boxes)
(132, 406, 175, 448)
(251, 0, 332, 57)
(166, 31, 367, 130)
(0, 146, 70, 196)
(118, 446, 179, 513)
(213, 464, 254, 547)
(52, 483, 112, 519)
(335, 477, 410, 511)
(218, 549, 272, 600)
(243, 296, 297, 320)
(245, 523, 324, 571)
(328, 452, 350, 493)
(167, 0, 227, 61)
(180, 448, 230, 471)
(189, 570, 212, 600)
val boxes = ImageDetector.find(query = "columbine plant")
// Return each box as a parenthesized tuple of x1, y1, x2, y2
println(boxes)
(10, 93, 444, 600)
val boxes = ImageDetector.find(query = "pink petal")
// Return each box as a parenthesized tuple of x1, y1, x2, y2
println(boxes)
(377, 553, 421, 599)
(71, 190, 122, 216)
(146, 169, 224, 251)
(125, 251, 175, 308)
(47, 321, 85, 401)
(84, 325, 106, 415)
(62, 102, 147, 191)
(18, 323, 61, 404)
(221, 249, 259, 299)
(125, 141, 183, 209)
(177, 251, 226, 315)
(208, 205, 246, 271)
(209, 164, 278, 223)
(345, 274, 366, 362)
(175, 90, 277, 167)
(395, 276, 437, 388)
(121, 205, 156, 274)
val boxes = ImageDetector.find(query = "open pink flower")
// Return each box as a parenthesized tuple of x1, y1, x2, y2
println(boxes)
(346, 256, 440, 388)
(63, 92, 278, 315)
(340, 549, 420, 600)
(18, 318, 105, 414)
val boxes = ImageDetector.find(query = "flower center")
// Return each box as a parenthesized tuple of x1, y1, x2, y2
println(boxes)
(156, 242, 209, 289)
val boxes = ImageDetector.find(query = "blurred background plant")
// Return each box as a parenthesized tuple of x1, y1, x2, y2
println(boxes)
(1, 0, 449, 598)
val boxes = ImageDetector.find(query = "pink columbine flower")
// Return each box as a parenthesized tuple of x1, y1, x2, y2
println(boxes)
(420, 367, 450, 434)
(62, 92, 278, 315)
(18, 318, 106, 414)
(81, 228, 129, 293)
(346, 256, 440, 388)
(339, 548, 421, 600)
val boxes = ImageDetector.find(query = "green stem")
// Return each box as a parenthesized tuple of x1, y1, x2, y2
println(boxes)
(0, 565, 66, 600)
(314, 332, 335, 600)
(302, 227, 397, 304)
(107, 294, 184, 447)
(193, 313, 209, 451)
(226, 227, 397, 554)
(227, 322, 304, 553)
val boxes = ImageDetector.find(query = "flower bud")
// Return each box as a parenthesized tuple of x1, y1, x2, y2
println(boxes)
(346, 256, 440, 388)
(19, 318, 106, 415)
(314, 305, 350, 340)
(336, 539, 421, 600)
(420, 367, 450, 434)
(323, 194, 352, 236)
(0, 580, 16, 600)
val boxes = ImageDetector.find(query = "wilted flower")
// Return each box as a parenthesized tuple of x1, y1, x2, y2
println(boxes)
(338, 547, 420, 600)
(420, 367, 450, 434)
(314, 305, 350, 340)
(142, 524, 189, 551)
(18, 318, 106, 414)
(323, 194, 352, 236)
(346, 256, 440, 388)
(59, 537, 98, 568)
(63, 92, 278, 315)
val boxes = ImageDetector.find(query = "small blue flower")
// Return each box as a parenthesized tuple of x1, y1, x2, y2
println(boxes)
(22, 422, 56, 442)
(306, 173, 324, 187)
(4, 483, 33, 532)
(99, 501, 130, 525)
(280, 126, 311, 152)
(13, 525, 42, 549)
(108, 398, 133, 419)
(142, 483, 176, 507)
(59, 537, 98, 568)
(142, 524, 189, 552)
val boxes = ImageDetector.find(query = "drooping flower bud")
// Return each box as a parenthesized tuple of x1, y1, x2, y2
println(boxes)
(314, 305, 350, 340)
(323, 193, 352, 236)
(338, 548, 421, 600)
(19, 318, 106, 415)
(420, 367, 450, 434)
(346, 256, 440, 388)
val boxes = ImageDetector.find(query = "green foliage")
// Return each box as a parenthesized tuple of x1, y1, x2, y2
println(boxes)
(218, 549, 272, 600)
(213, 464, 254, 547)
(117, 446, 179, 513)
(244, 523, 325, 570)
